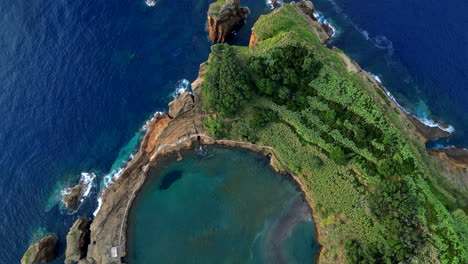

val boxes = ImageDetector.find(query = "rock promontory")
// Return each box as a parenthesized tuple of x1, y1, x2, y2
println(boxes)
(65, 217, 92, 264)
(21, 235, 57, 264)
(207, 0, 249, 43)
(407, 114, 453, 142)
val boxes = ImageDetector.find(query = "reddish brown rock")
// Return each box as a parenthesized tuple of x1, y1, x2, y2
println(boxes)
(249, 31, 258, 47)
(207, 0, 249, 43)
(428, 148, 468, 169)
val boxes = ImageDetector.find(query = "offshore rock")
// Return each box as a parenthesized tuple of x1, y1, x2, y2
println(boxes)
(62, 173, 95, 211)
(65, 217, 92, 264)
(21, 235, 57, 264)
(207, 0, 249, 43)
(62, 183, 85, 211)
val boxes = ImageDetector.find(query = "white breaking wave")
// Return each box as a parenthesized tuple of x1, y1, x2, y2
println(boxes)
(172, 79, 191, 99)
(92, 122, 148, 216)
(369, 72, 382, 84)
(102, 168, 124, 189)
(151, 111, 166, 121)
(145, 0, 157, 7)
(266, 0, 283, 9)
(313, 11, 337, 38)
(418, 117, 455, 133)
(80, 172, 96, 200)
(370, 72, 455, 133)
(60, 172, 96, 211)
(93, 197, 103, 216)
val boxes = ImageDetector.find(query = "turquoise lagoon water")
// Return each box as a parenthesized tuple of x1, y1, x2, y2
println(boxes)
(128, 147, 320, 263)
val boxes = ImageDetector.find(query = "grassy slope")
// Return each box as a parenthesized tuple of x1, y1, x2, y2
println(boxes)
(201, 3, 467, 264)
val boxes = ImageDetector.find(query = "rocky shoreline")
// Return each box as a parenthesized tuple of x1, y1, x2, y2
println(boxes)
(22, 1, 466, 263)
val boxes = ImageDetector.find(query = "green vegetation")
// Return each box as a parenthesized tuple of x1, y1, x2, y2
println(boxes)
(202, 44, 252, 117)
(207, 0, 227, 18)
(201, 3, 467, 264)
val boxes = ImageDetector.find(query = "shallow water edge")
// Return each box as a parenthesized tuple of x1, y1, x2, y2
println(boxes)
(126, 144, 322, 263)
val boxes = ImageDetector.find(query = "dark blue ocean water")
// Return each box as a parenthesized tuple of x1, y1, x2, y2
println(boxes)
(0, 0, 466, 263)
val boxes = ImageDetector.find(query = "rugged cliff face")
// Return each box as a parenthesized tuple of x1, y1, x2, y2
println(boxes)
(428, 148, 468, 195)
(207, 0, 249, 43)
(65, 217, 91, 264)
(82, 72, 207, 264)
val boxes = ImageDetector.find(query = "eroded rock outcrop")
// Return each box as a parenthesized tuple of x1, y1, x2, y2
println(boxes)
(296, 0, 315, 20)
(65, 217, 91, 264)
(168, 91, 195, 118)
(207, 0, 249, 43)
(62, 184, 85, 211)
(62, 173, 95, 211)
(21, 235, 57, 264)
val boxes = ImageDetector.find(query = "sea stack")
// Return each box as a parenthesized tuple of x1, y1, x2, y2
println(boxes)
(207, 0, 249, 43)
(65, 217, 91, 264)
(21, 235, 57, 264)
(62, 183, 85, 211)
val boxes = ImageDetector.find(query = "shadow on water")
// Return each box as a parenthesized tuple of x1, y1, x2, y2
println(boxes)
(159, 170, 184, 190)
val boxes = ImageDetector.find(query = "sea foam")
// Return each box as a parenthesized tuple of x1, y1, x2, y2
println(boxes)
(59, 172, 96, 212)
(172, 79, 191, 99)
(313, 11, 337, 38)
(145, 0, 157, 7)
(369, 72, 455, 134)
(266, 0, 283, 10)
(93, 123, 147, 216)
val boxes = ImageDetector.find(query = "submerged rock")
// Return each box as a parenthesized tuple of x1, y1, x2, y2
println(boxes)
(207, 0, 249, 43)
(21, 235, 57, 264)
(65, 217, 91, 264)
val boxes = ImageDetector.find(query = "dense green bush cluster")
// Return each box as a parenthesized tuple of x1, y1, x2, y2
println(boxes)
(202, 44, 252, 117)
(249, 45, 322, 108)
